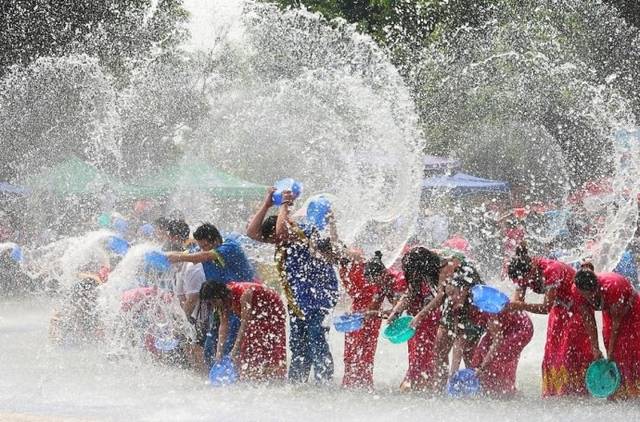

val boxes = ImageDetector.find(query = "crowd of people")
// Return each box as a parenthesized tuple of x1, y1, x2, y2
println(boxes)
(32, 185, 640, 400)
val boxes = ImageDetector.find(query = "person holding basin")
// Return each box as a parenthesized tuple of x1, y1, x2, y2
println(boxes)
(573, 264, 640, 400)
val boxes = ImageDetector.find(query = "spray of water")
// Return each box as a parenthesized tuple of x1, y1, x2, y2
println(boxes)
(169, 0, 424, 263)
(409, 6, 640, 277)
(2, 1, 640, 419)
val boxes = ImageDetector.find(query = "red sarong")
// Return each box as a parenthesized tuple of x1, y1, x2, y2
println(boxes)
(471, 311, 533, 396)
(229, 282, 287, 381)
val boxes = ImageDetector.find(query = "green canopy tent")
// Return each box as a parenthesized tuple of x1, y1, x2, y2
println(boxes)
(130, 161, 267, 199)
(23, 155, 118, 196)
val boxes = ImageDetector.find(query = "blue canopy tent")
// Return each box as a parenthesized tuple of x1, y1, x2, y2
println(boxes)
(0, 182, 29, 195)
(422, 172, 510, 196)
(424, 155, 462, 172)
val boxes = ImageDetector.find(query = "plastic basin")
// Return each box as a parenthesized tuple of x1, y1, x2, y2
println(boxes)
(447, 368, 480, 398)
(383, 316, 416, 344)
(333, 313, 364, 333)
(586, 359, 621, 398)
(471, 285, 509, 314)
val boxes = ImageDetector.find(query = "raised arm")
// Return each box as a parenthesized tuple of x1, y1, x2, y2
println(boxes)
(275, 193, 298, 244)
(508, 286, 556, 315)
(247, 188, 276, 242)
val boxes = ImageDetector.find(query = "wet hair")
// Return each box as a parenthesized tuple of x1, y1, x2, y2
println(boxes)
(316, 237, 332, 253)
(574, 269, 598, 292)
(401, 246, 441, 290)
(261, 215, 277, 240)
(193, 223, 223, 245)
(580, 261, 595, 272)
(507, 243, 533, 280)
(364, 251, 386, 279)
(199, 281, 230, 301)
(167, 219, 190, 241)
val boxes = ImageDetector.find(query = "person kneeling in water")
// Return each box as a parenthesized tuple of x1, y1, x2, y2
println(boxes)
(199, 281, 287, 381)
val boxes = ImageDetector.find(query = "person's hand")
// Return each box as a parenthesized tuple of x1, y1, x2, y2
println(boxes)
(504, 301, 523, 312)
(606, 349, 614, 361)
(380, 309, 392, 319)
(282, 190, 295, 206)
(386, 311, 399, 325)
(263, 187, 276, 208)
(326, 210, 336, 224)
(592, 347, 603, 360)
(409, 315, 421, 330)
(166, 252, 181, 263)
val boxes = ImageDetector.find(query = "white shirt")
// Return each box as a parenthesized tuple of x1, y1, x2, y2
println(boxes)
(182, 263, 206, 295)
(176, 263, 207, 321)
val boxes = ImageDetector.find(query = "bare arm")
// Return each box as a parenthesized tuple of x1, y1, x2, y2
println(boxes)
(607, 315, 621, 360)
(410, 284, 446, 329)
(246, 188, 275, 242)
(387, 293, 410, 323)
(364, 293, 386, 318)
(509, 287, 556, 315)
(215, 306, 230, 362)
(231, 289, 254, 362)
(476, 317, 504, 373)
(449, 336, 468, 376)
(512, 286, 526, 302)
(579, 302, 602, 359)
(606, 300, 630, 360)
(182, 293, 198, 317)
(167, 251, 221, 265)
(275, 200, 296, 244)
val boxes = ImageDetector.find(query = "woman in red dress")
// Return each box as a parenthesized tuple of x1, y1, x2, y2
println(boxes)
(199, 281, 287, 381)
(339, 251, 405, 389)
(573, 267, 640, 399)
(387, 247, 442, 392)
(507, 244, 594, 396)
(469, 308, 534, 397)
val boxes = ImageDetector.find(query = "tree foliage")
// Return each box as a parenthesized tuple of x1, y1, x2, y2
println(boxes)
(0, 0, 188, 82)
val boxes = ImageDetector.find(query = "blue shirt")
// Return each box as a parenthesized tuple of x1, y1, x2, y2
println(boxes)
(202, 238, 255, 284)
(283, 225, 339, 313)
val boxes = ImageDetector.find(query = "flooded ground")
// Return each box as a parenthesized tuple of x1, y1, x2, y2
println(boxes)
(0, 297, 637, 422)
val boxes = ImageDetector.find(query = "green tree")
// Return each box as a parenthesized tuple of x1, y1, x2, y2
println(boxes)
(0, 55, 120, 179)
(605, 0, 640, 28)
(0, 0, 188, 82)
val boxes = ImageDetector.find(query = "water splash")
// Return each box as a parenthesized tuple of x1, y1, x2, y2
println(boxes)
(410, 5, 640, 276)
(179, 1, 423, 263)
